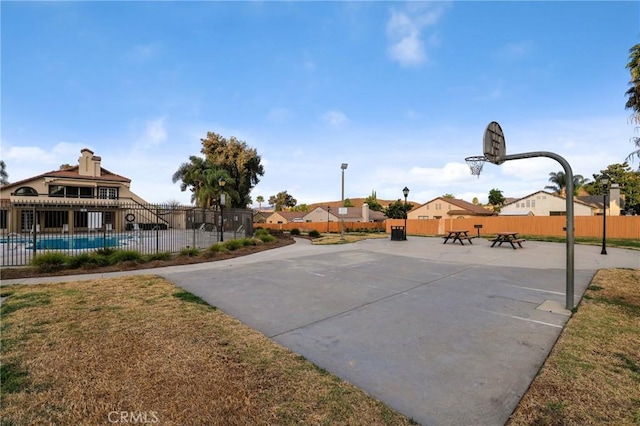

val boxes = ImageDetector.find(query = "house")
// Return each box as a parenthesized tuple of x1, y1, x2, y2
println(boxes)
(0, 148, 153, 233)
(576, 184, 623, 216)
(252, 210, 271, 223)
(303, 204, 386, 223)
(408, 197, 495, 220)
(264, 203, 386, 224)
(265, 211, 307, 224)
(500, 190, 595, 216)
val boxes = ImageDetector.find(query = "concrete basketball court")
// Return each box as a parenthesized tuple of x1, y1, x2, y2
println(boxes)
(4, 237, 638, 425)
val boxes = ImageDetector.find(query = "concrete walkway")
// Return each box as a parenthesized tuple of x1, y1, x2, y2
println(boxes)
(4, 237, 638, 425)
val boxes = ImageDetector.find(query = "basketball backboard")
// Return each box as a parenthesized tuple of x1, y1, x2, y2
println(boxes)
(483, 121, 506, 164)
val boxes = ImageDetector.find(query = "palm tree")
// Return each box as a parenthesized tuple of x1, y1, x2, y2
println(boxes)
(172, 156, 238, 207)
(626, 43, 640, 165)
(197, 168, 237, 208)
(256, 195, 264, 210)
(0, 160, 8, 185)
(545, 171, 589, 196)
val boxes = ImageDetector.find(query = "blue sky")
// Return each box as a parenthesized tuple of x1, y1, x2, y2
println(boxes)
(2, 1, 638, 207)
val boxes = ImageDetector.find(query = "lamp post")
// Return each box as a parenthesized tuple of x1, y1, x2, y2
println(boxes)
(218, 177, 226, 242)
(402, 186, 409, 240)
(600, 173, 609, 255)
(340, 163, 348, 241)
(327, 206, 331, 233)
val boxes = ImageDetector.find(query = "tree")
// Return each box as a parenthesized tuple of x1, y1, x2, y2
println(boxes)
(0, 160, 8, 185)
(442, 193, 455, 199)
(343, 198, 354, 207)
(172, 156, 237, 207)
(364, 191, 383, 211)
(59, 164, 74, 171)
(472, 197, 479, 205)
(585, 162, 640, 214)
(268, 191, 297, 211)
(384, 199, 413, 219)
(256, 195, 265, 210)
(625, 43, 640, 165)
(488, 189, 505, 208)
(172, 156, 209, 205)
(292, 204, 309, 212)
(544, 171, 589, 196)
(200, 132, 265, 208)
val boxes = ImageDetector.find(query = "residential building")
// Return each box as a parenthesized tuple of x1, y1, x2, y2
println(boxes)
(500, 190, 596, 216)
(0, 148, 154, 233)
(408, 197, 495, 220)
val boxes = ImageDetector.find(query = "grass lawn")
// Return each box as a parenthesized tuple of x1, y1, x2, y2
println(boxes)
(0, 276, 413, 425)
(508, 268, 640, 425)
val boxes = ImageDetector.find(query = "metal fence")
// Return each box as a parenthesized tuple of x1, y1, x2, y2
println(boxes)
(0, 200, 253, 267)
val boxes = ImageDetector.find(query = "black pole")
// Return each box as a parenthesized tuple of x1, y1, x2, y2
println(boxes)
(403, 194, 408, 240)
(601, 192, 607, 255)
(220, 204, 224, 242)
(327, 207, 330, 233)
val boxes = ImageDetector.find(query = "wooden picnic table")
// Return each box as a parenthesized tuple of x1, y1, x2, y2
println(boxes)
(490, 232, 525, 249)
(442, 230, 474, 245)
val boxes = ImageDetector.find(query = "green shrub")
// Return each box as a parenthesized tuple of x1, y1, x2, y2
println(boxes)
(179, 247, 200, 257)
(145, 251, 172, 261)
(86, 253, 111, 267)
(208, 243, 229, 254)
(290, 228, 301, 236)
(94, 247, 116, 257)
(256, 233, 275, 243)
(31, 252, 71, 272)
(66, 253, 94, 269)
(108, 250, 144, 264)
(238, 237, 256, 247)
(308, 229, 321, 238)
(254, 228, 270, 237)
(223, 239, 243, 251)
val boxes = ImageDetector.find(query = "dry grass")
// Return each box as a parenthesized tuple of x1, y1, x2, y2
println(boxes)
(0, 275, 413, 425)
(508, 268, 640, 425)
(311, 233, 388, 245)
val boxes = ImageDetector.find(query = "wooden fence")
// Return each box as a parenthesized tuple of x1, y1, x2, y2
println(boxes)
(255, 216, 639, 239)
(386, 216, 640, 239)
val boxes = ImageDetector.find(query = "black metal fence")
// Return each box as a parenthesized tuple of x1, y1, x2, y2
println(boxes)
(0, 200, 253, 267)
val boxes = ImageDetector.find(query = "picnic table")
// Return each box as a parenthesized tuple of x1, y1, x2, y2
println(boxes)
(490, 232, 525, 249)
(442, 230, 474, 245)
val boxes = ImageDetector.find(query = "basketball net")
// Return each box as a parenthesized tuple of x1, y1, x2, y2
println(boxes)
(465, 156, 487, 178)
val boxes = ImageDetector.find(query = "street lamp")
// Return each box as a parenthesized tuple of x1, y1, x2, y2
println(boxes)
(340, 163, 348, 240)
(218, 177, 226, 242)
(402, 186, 410, 240)
(327, 206, 331, 233)
(601, 173, 609, 255)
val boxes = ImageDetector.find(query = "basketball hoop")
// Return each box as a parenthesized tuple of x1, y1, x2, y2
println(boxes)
(465, 156, 487, 178)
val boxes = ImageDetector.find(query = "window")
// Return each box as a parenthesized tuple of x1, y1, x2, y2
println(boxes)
(74, 211, 88, 227)
(66, 186, 79, 198)
(531, 200, 535, 208)
(79, 187, 94, 198)
(14, 186, 38, 196)
(418, 215, 429, 219)
(0, 210, 6, 229)
(526, 200, 531, 207)
(98, 187, 118, 199)
(44, 211, 67, 228)
(49, 185, 65, 197)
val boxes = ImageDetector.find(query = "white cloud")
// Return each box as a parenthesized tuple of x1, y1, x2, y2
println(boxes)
(135, 117, 167, 150)
(386, 3, 447, 67)
(321, 110, 348, 128)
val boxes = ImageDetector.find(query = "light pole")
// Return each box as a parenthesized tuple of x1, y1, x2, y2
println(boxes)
(340, 163, 348, 241)
(218, 177, 226, 242)
(402, 186, 409, 240)
(601, 173, 609, 255)
(327, 206, 331, 233)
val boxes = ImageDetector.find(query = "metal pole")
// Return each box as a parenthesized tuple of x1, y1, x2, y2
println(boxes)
(220, 204, 224, 242)
(341, 169, 345, 241)
(501, 151, 575, 310)
(327, 207, 330, 233)
(601, 192, 607, 255)
(403, 194, 408, 240)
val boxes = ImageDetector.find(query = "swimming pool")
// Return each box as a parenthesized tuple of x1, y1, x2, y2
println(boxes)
(23, 235, 128, 250)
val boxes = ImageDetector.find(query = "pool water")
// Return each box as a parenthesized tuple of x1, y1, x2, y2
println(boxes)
(25, 235, 125, 250)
